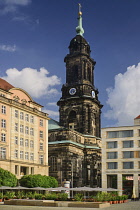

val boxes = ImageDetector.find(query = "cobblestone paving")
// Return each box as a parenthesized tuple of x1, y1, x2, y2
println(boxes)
(0, 200, 140, 210)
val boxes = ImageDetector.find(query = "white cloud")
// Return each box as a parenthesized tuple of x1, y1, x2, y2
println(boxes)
(47, 102, 57, 106)
(104, 63, 140, 126)
(0, 44, 16, 52)
(43, 109, 59, 117)
(2, 67, 61, 98)
(0, 0, 31, 14)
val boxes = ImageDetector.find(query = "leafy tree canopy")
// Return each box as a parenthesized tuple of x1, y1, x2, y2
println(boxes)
(19, 174, 58, 188)
(0, 168, 17, 187)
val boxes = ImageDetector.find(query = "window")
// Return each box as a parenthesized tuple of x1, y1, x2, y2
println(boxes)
(30, 128, 34, 136)
(1, 119, 6, 128)
(0, 147, 6, 159)
(123, 151, 134, 158)
(39, 155, 44, 164)
(15, 110, 18, 118)
(123, 162, 134, 169)
(40, 131, 43, 138)
(40, 143, 43, 150)
(30, 116, 34, 123)
(123, 140, 133, 148)
(50, 157, 57, 171)
(20, 112, 24, 120)
(30, 153, 34, 161)
(15, 123, 18, 131)
(40, 119, 43, 127)
(1, 133, 6, 142)
(25, 139, 29, 147)
(31, 167, 34, 174)
(20, 151, 24, 159)
(25, 126, 29, 134)
(15, 165, 18, 175)
(30, 140, 34, 148)
(20, 125, 24, 133)
(15, 150, 18, 158)
(107, 162, 118, 169)
(1, 105, 6, 114)
(107, 152, 118, 159)
(25, 152, 29, 160)
(20, 138, 24, 146)
(107, 141, 117, 149)
(107, 130, 133, 138)
(15, 136, 18, 145)
(25, 114, 29, 121)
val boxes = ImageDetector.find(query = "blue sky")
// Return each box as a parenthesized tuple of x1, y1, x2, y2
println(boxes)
(1, 0, 140, 128)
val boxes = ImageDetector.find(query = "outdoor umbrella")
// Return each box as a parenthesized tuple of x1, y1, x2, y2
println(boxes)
(31, 187, 47, 191)
(69, 186, 94, 199)
(46, 187, 70, 191)
(12, 186, 29, 190)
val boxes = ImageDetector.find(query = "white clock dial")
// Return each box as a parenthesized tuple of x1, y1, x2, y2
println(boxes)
(69, 88, 76, 95)
(92, 90, 95, 98)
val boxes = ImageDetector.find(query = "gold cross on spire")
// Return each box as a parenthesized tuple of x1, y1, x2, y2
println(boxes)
(78, 3, 82, 16)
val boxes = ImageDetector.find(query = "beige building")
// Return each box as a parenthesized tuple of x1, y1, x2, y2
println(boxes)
(0, 78, 49, 178)
(102, 116, 140, 197)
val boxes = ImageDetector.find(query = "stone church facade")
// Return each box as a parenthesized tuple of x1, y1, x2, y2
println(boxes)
(48, 7, 102, 187)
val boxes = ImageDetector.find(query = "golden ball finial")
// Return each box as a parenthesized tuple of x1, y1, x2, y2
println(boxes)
(78, 11, 82, 16)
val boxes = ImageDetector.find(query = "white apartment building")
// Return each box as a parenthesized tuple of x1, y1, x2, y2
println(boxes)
(102, 116, 140, 197)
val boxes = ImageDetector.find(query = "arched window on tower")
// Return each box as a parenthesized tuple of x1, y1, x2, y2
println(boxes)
(87, 67, 91, 82)
(68, 110, 77, 130)
(71, 65, 78, 83)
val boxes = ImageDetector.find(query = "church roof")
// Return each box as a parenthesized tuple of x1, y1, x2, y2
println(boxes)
(48, 118, 61, 130)
(0, 78, 14, 91)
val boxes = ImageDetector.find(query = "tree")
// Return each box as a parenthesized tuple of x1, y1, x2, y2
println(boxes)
(0, 168, 17, 187)
(19, 174, 58, 188)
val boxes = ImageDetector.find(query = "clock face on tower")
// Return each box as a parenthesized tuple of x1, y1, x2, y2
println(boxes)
(69, 88, 76, 95)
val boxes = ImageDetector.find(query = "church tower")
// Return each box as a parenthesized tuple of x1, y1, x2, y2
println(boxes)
(57, 5, 102, 137)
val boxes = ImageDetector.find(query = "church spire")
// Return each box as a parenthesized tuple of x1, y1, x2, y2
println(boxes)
(76, 3, 84, 36)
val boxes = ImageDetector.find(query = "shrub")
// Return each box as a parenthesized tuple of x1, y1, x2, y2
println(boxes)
(45, 193, 58, 200)
(0, 168, 17, 187)
(26, 192, 35, 199)
(58, 193, 68, 201)
(4, 191, 15, 199)
(19, 174, 58, 188)
(74, 193, 83, 201)
(34, 193, 43, 200)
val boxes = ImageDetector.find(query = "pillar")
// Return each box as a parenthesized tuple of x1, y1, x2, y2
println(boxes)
(117, 174, 122, 195)
(102, 173, 107, 188)
(133, 174, 139, 198)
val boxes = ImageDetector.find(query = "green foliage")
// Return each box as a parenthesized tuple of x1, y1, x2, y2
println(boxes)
(0, 193, 2, 199)
(74, 193, 83, 201)
(4, 191, 15, 199)
(19, 174, 58, 188)
(15, 191, 26, 199)
(34, 193, 43, 200)
(26, 192, 35, 199)
(0, 168, 17, 187)
(58, 193, 68, 201)
(45, 193, 58, 200)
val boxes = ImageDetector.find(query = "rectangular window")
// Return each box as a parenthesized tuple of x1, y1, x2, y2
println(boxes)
(25, 126, 29, 134)
(25, 114, 29, 122)
(25, 139, 29, 147)
(107, 152, 118, 159)
(123, 151, 134, 158)
(15, 136, 18, 145)
(39, 155, 44, 164)
(31, 167, 34, 174)
(15, 165, 18, 175)
(40, 131, 43, 138)
(15, 123, 18, 131)
(107, 130, 133, 138)
(20, 138, 24, 146)
(107, 141, 117, 149)
(1, 133, 6, 142)
(20, 112, 24, 120)
(40, 119, 43, 127)
(30, 153, 34, 161)
(1, 119, 6, 128)
(15, 150, 18, 158)
(40, 143, 43, 150)
(123, 140, 133, 148)
(107, 162, 118, 169)
(30, 140, 34, 148)
(123, 162, 134, 169)
(30, 116, 34, 123)
(20, 125, 24, 133)
(20, 151, 24, 159)
(15, 110, 18, 118)
(1, 105, 6, 114)
(25, 152, 29, 160)
(30, 128, 34, 136)
(0, 147, 6, 159)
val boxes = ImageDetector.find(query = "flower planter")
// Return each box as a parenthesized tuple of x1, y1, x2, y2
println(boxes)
(109, 201, 113, 204)
(0, 198, 2, 202)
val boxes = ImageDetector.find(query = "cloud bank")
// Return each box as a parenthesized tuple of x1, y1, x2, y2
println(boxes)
(105, 63, 140, 126)
(0, 44, 16, 52)
(2, 67, 61, 98)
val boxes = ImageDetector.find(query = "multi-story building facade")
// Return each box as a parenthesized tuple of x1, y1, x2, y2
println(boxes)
(0, 78, 49, 178)
(102, 116, 140, 197)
